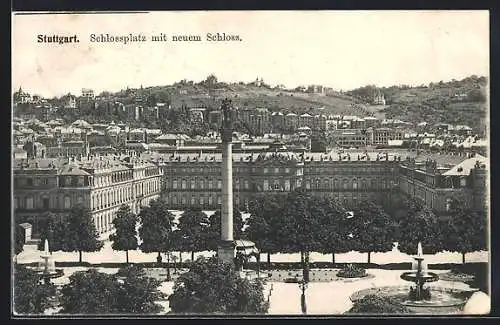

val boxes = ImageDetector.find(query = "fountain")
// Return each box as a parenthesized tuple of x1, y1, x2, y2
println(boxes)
(400, 242, 439, 301)
(349, 242, 476, 314)
(34, 240, 64, 282)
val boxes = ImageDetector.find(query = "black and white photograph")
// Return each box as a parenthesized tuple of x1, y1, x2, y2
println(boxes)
(11, 10, 490, 316)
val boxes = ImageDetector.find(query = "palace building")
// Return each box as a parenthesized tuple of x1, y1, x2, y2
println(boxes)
(13, 155, 163, 237)
(13, 148, 488, 239)
(152, 149, 487, 214)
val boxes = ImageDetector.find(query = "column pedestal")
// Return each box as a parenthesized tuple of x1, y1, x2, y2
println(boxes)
(217, 240, 235, 266)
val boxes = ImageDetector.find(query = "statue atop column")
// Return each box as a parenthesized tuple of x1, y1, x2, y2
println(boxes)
(221, 98, 234, 143)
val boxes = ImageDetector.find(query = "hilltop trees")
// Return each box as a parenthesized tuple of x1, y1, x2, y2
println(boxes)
(110, 205, 139, 264)
(168, 256, 268, 314)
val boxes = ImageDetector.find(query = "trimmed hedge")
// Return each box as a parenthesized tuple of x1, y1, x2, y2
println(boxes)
(18, 261, 487, 273)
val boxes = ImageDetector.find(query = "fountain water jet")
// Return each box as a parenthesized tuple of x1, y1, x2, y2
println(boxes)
(34, 240, 64, 282)
(400, 242, 439, 301)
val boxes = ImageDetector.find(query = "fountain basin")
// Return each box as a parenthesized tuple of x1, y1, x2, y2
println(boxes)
(32, 268, 65, 279)
(400, 271, 439, 283)
(350, 285, 475, 314)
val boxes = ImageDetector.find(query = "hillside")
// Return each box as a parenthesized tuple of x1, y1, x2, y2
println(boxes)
(346, 76, 488, 134)
(167, 84, 373, 116)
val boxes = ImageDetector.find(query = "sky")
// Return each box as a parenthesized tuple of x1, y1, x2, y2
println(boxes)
(12, 11, 489, 98)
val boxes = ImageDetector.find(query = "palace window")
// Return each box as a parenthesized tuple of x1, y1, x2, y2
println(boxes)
(26, 196, 34, 209)
(263, 168, 268, 174)
(244, 180, 249, 190)
(208, 196, 213, 205)
(64, 196, 71, 209)
(285, 168, 290, 173)
(190, 180, 195, 189)
(217, 196, 222, 205)
(181, 180, 187, 189)
(306, 180, 311, 190)
(200, 196, 205, 205)
(217, 180, 222, 189)
(274, 167, 280, 173)
(343, 179, 349, 190)
(273, 179, 280, 190)
(172, 180, 178, 189)
(263, 180, 269, 191)
(191, 196, 196, 206)
(42, 197, 50, 209)
(199, 179, 204, 189)
(352, 179, 358, 190)
(445, 198, 453, 212)
(209, 180, 213, 189)
(181, 196, 186, 205)
(284, 179, 290, 191)
(77, 196, 84, 205)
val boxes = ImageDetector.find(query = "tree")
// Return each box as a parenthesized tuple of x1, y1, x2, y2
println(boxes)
(13, 265, 56, 315)
(310, 134, 327, 152)
(109, 205, 139, 264)
(174, 208, 210, 261)
(278, 190, 324, 282)
(245, 194, 282, 263)
(317, 198, 350, 264)
(206, 208, 244, 251)
(37, 212, 65, 252)
(115, 265, 165, 314)
(59, 269, 119, 314)
(168, 256, 268, 314)
(138, 199, 174, 277)
(442, 204, 487, 264)
(245, 194, 283, 263)
(397, 198, 443, 255)
(63, 205, 104, 263)
(349, 201, 397, 263)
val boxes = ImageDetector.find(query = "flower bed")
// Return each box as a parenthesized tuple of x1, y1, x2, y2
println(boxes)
(337, 264, 368, 278)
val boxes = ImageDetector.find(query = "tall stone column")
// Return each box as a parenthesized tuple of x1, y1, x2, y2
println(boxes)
(218, 98, 235, 265)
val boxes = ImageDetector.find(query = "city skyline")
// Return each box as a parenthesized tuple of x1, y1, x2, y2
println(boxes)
(12, 11, 489, 98)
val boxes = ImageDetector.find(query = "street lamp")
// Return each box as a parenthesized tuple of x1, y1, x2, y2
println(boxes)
(299, 279, 308, 314)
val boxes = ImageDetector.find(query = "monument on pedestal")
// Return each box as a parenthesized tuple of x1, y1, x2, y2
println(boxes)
(218, 98, 235, 265)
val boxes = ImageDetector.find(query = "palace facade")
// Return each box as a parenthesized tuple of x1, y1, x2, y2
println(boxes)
(13, 148, 488, 239)
(13, 155, 163, 237)
(155, 149, 486, 214)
